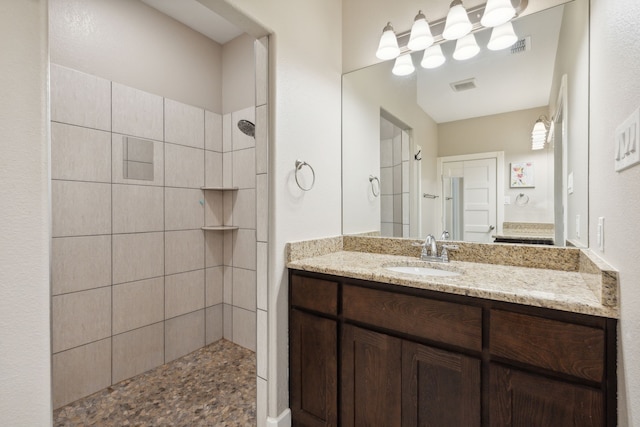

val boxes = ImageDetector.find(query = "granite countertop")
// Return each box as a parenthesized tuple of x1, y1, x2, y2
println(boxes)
(286, 236, 619, 319)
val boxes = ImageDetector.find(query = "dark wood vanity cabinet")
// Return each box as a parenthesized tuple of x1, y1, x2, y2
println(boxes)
(289, 271, 617, 427)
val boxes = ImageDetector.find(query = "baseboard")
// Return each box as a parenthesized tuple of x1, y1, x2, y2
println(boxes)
(266, 408, 291, 427)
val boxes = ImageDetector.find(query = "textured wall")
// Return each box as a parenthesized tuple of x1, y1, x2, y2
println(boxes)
(0, 1, 52, 425)
(590, 1, 640, 425)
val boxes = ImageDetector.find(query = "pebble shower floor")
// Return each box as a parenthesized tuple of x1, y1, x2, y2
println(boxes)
(53, 340, 256, 426)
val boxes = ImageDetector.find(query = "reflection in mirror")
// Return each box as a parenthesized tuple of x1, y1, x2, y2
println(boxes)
(341, 0, 589, 247)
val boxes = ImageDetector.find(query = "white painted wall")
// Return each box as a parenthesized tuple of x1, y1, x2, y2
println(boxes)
(590, 1, 640, 425)
(223, 0, 343, 421)
(0, 1, 52, 426)
(50, 0, 223, 111)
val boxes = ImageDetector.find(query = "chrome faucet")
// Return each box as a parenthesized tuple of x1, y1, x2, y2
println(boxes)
(418, 233, 458, 262)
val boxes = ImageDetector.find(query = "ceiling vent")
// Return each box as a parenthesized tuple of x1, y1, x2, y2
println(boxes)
(450, 78, 477, 92)
(510, 36, 531, 54)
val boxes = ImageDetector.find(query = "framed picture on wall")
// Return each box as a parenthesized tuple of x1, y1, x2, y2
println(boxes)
(510, 162, 535, 188)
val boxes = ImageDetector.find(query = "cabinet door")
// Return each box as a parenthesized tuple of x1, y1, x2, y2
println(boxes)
(402, 341, 481, 427)
(341, 324, 402, 427)
(490, 364, 603, 427)
(290, 310, 338, 427)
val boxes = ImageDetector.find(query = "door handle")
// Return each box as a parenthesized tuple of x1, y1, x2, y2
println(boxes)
(488, 225, 495, 231)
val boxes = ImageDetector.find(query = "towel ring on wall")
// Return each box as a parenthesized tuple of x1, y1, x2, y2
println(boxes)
(515, 193, 529, 206)
(295, 159, 315, 191)
(369, 175, 380, 197)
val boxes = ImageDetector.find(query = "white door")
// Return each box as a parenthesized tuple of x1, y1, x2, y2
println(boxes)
(463, 158, 497, 243)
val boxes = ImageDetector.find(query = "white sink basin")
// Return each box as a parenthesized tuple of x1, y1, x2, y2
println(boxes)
(384, 266, 461, 277)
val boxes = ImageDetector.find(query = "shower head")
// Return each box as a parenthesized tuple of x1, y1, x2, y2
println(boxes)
(237, 119, 255, 138)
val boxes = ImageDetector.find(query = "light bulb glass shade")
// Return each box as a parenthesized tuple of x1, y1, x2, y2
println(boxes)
(392, 54, 415, 76)
(376, 23, 400, 60)
(532, 119, 548, 134)
(481, 0, 516, 27)
(487, 22, 518, 51)
(408, 11, 434, 51)
(443, 2, 472, 40)
(421, 44, 446, 69)
(453, 33, 480, 60)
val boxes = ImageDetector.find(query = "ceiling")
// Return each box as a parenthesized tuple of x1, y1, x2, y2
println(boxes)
(416, 5, 564, 123)
(140, 0, 243, 44)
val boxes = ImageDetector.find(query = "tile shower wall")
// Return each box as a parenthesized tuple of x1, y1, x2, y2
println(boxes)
(380, 128, 410, 237)
(50, 64, 259, 409)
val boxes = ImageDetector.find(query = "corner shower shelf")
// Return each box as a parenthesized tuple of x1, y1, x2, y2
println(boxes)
(201, 186, 239, 191)
(202, 226, 239, 231)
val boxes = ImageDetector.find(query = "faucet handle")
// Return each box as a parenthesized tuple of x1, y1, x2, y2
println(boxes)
(440, 244, 459, 262)
(441, 230, 450, 240)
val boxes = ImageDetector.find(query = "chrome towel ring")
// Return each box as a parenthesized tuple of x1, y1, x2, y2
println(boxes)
(369, 175, 380, 197)
(295, 159, 315, 191)
(515, 193, 529, 205)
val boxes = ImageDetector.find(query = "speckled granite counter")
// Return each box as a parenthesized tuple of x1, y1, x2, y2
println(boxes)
(286, 236, 619, 319)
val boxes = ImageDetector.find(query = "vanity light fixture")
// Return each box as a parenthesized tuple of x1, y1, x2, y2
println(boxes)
(392, 54, 416, 76)
(443, 0, 472, 40)
(531, 115, 550, 150)
(453, 33, 480, 60)
(376, 22, 401, 60)
(408, 10, 434, 51)
(481, 0, 516, 27)
(421, 44, 446, 69)
(487, 21, 518, 51)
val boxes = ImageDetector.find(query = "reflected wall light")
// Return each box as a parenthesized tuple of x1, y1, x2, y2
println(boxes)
(531, 115, 550, 150)
(443, 0, 472, 40)
(421, 44, 446, 69)
(487, 21, 518, 50)
(453, 33, 480, 60)
(392, 54, 416, 76)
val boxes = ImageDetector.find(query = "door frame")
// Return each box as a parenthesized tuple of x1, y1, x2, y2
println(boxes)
(436, 151, 505, 239)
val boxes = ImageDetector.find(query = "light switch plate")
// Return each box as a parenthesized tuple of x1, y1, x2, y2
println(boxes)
(504, 196, 511, 205)
(615, 107, 640, 172)
(575, 214, 580, 239)
(597, 217, 605, 251)
(567, 172, 574, 194)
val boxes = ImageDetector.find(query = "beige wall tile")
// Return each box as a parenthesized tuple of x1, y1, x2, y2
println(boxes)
(165, 270, 205, 319)
(233, 307, 256, 352)
(52, 181, 111, 237)
(112, 134, 164, 186)
(112, 277, 164, 335)
(165, 310, 205, 362)
(257, 309, 267, 379)
(112, 82, 163, 141)
(256, 174, 268, 242)
(52, 338, 111, 409)
(164, 99, 204, 149)
(51, 123, 111, 182)
(206, 266, 224, 307)
(233, 267, 256, 312)
(165, 187, 204, 231)
(205, 231, 223, 268)
(222, 113, 232, 153)
(205, 305, 223, 345)
(232, 148, 256, 189)
(52, 287, 111, 353)
(50, 64, 111, 131)
(164, 143, 204, 189)
(205, 151, 223, 188)
(255, 105, 268, 174)
(52, 235, 111, 295)
(234, 189, 256, 229)
(204, 190, 223, 228)
(205, 110, 222, 152)
(112, 184, 164, 234)
(112, 323, 164, 384)
(233, 229, 256, 270)
(223, 230, 233, 266)
(165, 230, 204, 275)
(255, 37, 268, 107)
(256, 242, 268, 311)
(223, 266, 233, 305)
(257, 377, 267, 427)
(112, 232, 164, 284)
(223, 304, 233, 340)
(222, 152, 233, 187)
(232, 107, 255, 151)
(223, 191, 234, 226)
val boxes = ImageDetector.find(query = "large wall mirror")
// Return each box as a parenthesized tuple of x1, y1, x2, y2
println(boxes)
(342, 0, 588, 247)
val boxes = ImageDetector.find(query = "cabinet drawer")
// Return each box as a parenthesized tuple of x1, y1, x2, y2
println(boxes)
(343, 285, 482, 351)
(489, 309, 604, 382)
(291, 274, 338, 316)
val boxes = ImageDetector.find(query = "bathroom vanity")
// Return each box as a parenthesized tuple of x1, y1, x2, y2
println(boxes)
(287, 237, 617, 427)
